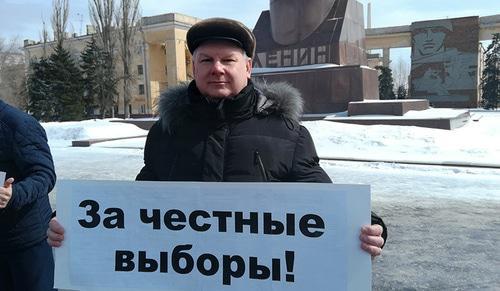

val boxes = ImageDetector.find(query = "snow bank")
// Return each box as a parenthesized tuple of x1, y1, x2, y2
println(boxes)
(42, 119, 148, 146)
(303, 112, 500, 166)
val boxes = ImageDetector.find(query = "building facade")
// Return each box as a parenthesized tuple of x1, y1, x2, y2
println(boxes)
(23, 13, 200, 117)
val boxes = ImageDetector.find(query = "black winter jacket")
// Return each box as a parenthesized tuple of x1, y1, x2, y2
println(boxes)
(136, 81, 386, 241)
(0, 100, 56, 252)
(137, 81, 328, 182)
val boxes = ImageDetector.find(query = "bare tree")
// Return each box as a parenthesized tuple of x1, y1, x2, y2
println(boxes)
(0, 38, 15, 69)
(51, 0, 69, 48)
(391, 56, 410, 94)
(89, 0, 118, 117)
(90, 0, 116, 55)
(0, 38, 26, 108)
(116, 0, 140, 118)
(37, 20, 50, 58)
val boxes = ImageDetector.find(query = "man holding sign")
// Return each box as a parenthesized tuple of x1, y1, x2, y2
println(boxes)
(0, 99, 57, 291)
(48, 16, 385, 260)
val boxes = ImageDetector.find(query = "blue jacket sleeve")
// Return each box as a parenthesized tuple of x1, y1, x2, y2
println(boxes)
(8, 119, 56, 209)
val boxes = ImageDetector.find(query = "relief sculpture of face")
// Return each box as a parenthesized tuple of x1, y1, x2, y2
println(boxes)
(270, 0, 336, 45)
(412, 20, 452, 59)
(414, 28, 446, 57)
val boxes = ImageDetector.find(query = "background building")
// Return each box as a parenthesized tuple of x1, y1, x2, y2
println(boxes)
(24, 13, 199, 117)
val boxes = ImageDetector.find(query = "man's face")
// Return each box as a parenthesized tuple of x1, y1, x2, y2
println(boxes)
(192, 41, 252, 98)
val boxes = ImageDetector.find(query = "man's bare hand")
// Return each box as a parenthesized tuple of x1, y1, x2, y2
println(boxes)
(47, 218, 65, 247)
(360, 224, 384, 257)
(0, 178, 14, 209)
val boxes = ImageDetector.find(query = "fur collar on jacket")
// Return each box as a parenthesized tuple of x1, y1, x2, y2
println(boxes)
(157, 80, 303, 132)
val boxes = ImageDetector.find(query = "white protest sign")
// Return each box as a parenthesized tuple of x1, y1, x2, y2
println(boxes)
(0, 171, 5, 183)
(55, 180, 371, 291)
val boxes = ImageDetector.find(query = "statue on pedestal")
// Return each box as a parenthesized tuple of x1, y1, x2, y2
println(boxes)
(253, 0, 367, 68)
(252, 0, 379, 113)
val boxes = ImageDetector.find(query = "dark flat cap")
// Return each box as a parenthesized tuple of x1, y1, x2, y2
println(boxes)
(187, 17, 256, 58)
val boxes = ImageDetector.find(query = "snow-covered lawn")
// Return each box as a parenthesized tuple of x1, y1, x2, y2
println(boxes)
(43, 110, 500, 290)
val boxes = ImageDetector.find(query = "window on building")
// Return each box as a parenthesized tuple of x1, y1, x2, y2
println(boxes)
(140, 104, 145, 114)
(137, 64, 144, 75)
(139, 84, 145, 95)
(129, 104, 132, 115)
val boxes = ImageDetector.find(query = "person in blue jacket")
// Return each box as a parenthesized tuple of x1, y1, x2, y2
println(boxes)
(0, 99, 57, 291)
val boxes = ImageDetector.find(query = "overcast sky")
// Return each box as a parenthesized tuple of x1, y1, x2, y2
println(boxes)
(1, 0, 499, 43)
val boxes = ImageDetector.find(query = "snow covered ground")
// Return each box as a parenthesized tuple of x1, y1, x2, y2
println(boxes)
(43, 110, 500, 290)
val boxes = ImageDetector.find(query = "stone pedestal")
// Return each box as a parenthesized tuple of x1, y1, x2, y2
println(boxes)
(347, 99, 429, 116)
(325, 109, 470, 130)
(253, 0, 367, 67)
(252, 65, 379, 113)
